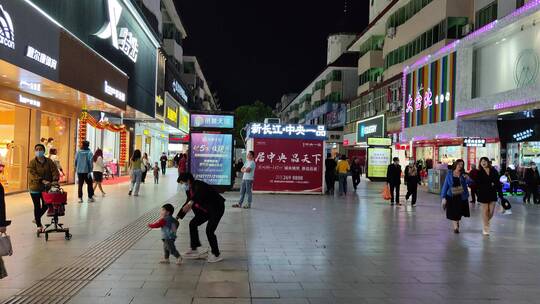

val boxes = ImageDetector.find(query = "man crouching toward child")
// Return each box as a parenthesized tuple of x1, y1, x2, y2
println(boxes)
(148, 204, 182, 265)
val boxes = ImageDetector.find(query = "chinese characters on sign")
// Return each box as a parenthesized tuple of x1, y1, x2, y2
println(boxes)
(118, 27, 138, 62)
(190, 133, 233, 186)
(463, 138, 486, 147)
(104, 81, 126, 102)
(191, 114, 234, 129)
(26, 46, 57, 70)
(406, 88, 450, 113)
(513, 129, 534, 141)
(249, 124, 326, 140)
(253, 138, 323, 192)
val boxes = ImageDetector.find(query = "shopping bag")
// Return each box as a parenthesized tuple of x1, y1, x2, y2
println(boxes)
(382, 184, 391, 200)
(0, 233, 12, 256)
(500, 197, 511, 210)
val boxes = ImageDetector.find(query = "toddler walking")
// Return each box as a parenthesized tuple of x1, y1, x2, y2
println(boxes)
(153, 162, 160, 184)
(148, 204, 182, 264)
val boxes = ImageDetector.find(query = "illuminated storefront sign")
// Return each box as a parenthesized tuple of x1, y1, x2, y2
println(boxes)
(20, 81, 40, 91)
(19, 95, 40, 107)
(104, 81, 126, 102)
(248, 123, 326, 140)
(356, 115, 385, 143)
(513, 129, 534, 141)
(0, 5, 15, 50)
(167, 106, 178, 123)
(172, 80, 188, 102)
(463, 137, 486, 147)
(367, 137, 392, 146)
(96, 0, 139, 62)
(26, 46, 57, 69)
(191, 114, 234, 129)
(404, 51, 456, 128)
(178, 105, 189, 133)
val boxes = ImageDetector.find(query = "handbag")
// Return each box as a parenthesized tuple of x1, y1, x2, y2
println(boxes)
(382, 184, 391, 200)
(451, 186, 464, 196)
(0, 233, 12, 256)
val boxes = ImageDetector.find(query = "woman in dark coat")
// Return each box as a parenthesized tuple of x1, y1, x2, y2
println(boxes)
(404, 160, 421, 207)
(476, 157, 503, 236)
(0, 162, 10, 279)
(441, 159, 470, 233)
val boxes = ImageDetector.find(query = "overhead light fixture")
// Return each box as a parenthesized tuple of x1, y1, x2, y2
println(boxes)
(498, 111, 514, 116)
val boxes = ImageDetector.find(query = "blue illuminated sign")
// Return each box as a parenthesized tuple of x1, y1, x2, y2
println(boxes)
(247, 123, 327, 140)
(190, 114, 234, 129)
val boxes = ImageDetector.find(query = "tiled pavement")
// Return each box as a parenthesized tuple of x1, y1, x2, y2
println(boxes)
(3, 175, 540, 304)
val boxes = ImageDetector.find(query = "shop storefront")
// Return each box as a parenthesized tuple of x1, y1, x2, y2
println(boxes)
(0, 0, 129, 192)
(135, 123, 169, 161)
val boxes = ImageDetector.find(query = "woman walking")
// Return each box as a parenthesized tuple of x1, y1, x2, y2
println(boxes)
(178, 153, 187, 177)
(49, 148, 64, 182)
(28, 144, 59, 232)
(92, 148, 106, 196)
(141, 153, 150, 183)
(129, 150, 143, 196)
(441, 159, 470, 233)
(404, 159, 421, 207)
(476, 157, 503, 235)
(350, 157, 362, 191)
(336, 155, 350, 196)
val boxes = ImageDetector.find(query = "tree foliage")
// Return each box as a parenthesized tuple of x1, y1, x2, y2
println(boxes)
(233, 100, 274, 147)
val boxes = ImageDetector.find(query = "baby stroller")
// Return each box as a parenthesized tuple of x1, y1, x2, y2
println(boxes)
(103, 164, 114, 180)
(38, 183, 72, 241)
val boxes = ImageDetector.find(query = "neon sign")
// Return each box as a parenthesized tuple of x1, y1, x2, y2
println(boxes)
(249, 124, 327, 140)
(19, 95, 40, 107)
(104, 81, 126, 102)
(406, 89, 450, 113)
(26, 46, 58, 70)
(0, 5, 15, 50)
(463, 138, 486, 147)
(513, 129, 533, 141)
(96, 0, 139, 62)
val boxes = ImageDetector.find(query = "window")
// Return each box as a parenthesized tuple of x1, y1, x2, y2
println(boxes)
(386, 0, 434, 30)
(517, 0, 526, 8)
(475, 1, 497, 29)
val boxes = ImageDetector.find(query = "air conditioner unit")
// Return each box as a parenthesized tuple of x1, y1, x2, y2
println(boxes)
(264, 118, 280, 124)
(387, 27, 396, 39)
(462, 24, 472, 36)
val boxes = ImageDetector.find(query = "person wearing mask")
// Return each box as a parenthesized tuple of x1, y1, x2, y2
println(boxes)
(350, 157, 362, 191)
(404, 159, 421, 207)
(160, 153, 168, 175)
(75, 140, 94, 203)
(386, 157, 402, 206)
(92, 148, 106, 196)
(129, 150, 143, 196)
(48, 148, 64, 182)
(0, 161, 9, 279)
(28, 144, 59, 232)
(476, 157, 503, 235)
(468, 164, 479, 204)
(232, 151, 256, 209)
(141, 153, 150, 183)
(524, 162, 540, 204)
(324, 154, 337, 195)
(178, 153, 187, 177)
(177, 173, 226, 263)
(336, 155, 350, 196)
(441, 159, 470, 233)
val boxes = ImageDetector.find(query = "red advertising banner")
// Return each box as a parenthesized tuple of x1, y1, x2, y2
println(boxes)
(253, 138, 323, 192)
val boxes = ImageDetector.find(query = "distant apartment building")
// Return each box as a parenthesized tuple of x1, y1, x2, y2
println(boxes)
(182, 56, 219, 111)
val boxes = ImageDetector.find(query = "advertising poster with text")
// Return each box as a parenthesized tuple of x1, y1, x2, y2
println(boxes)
(367, 147, 391, 178)
(190, 133, 232, 186)
(253, 138, 323, 192)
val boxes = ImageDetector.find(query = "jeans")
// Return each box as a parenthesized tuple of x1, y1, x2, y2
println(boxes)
(30, 193, 47, 227)
(406, 183, 418, 204)
(162, 239, 180, 259)
(352, 174, 360, 190)
(130, 169, 142, 195)
(77, 173, 94, 199)
(338, 173, 348, 195)
(389, 183, 400, 203)
(190, 205, 225, 257)
(160, 162, 166, 175)
(239, 180, 253, 206)
(154, 175, 159, 184)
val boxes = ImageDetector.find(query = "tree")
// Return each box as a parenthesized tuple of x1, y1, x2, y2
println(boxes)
(234, 100, 274, 147)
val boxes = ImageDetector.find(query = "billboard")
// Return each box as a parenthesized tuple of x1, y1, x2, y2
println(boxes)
(253, 138, 323, 192)
(178, 106, 189, 133)
(356, 115, 385, 143)
(190, 133, 233, 186)
(191, 114, 234, 129)
(367, 147, 391, 179)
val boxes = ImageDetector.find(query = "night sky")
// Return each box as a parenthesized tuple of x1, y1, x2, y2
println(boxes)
(174, 0, 369, 110)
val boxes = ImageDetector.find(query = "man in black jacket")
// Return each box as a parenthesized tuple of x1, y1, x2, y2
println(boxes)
(324, 154, 337, 194)
(386, 157, 402, 205)
(178, 173, 226, 263)
(524, 162, 540, 204)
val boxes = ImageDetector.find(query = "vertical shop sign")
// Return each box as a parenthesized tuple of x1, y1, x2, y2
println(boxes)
(253, 138, 323, 192)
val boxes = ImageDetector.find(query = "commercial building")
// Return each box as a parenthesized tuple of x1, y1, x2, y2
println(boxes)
(402, 0, 540, 170)
(0, 0, 138, 193)
(182, 56, 220, 111)
(344, 0, 474, 167)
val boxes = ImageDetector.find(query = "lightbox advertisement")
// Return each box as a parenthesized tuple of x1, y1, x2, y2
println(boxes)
(367, 147, 391, 179)
(190, 133, 233, 185)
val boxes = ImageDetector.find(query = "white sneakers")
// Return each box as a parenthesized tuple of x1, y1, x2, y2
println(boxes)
(183, 248, 223, 263)
(88, 198, 95, 203)
(207, 254, 223, 263)
(159, 257, 183, 265)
